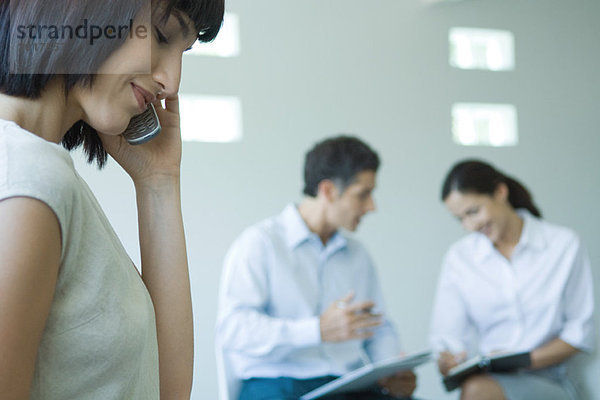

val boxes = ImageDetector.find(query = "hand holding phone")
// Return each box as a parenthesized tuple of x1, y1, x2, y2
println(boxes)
(121, 103, 161, 145)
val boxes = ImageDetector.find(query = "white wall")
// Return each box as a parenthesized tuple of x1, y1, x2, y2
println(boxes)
(74, 0, 600, 398)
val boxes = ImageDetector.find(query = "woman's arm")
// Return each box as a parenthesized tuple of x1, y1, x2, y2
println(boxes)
(100, 96, 193, 399)
(0, 198, 61, 399)
(529, 237, 594, 370)
(530, 339, 579, 369)
(135, 176, 193, 399)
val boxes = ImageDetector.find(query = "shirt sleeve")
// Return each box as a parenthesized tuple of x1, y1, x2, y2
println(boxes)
(216, 228, 321, 358)
(429, 250, 472, 355)
(362, 253, 400, 362)
(559, 238, 595, 352)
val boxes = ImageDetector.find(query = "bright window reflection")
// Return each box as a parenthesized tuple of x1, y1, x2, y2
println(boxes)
(449, 28, 514, 71)
(179, 95, 243, 143)
(187, 13, 240, 57)
(452, 103, 518, 147)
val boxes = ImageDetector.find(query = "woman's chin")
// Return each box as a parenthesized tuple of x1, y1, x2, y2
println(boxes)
(88, 117, 132, 136)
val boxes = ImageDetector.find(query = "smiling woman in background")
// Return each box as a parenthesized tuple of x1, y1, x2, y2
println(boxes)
(429, 160, 594, 400)
(0, 0, 223, 399)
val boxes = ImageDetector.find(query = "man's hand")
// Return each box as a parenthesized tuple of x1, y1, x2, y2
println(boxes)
(437, 351, 467, 376)
(319, 292, 382, 343)
(378, 370, 417, 398)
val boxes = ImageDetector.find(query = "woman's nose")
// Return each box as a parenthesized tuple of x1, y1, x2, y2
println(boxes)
(153, 54, 182, 98)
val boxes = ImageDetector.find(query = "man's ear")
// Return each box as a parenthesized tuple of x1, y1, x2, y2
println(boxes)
(317, 179, 339, 203)
(494, 182, 509, 203)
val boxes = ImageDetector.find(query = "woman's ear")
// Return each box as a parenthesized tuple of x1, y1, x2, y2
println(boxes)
(494, 182, 509, 203)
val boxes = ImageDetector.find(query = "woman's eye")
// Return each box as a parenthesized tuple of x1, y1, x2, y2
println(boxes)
(155, 27, 169, 44)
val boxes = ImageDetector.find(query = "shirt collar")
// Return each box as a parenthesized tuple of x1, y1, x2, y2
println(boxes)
(280, 203, 347, 252)
(515, 209, 546, 251)
(474, 208, 546, 262)
(280, 203, 311, 248)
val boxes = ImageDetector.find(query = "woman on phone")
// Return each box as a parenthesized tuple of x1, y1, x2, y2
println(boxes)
(0, 0, 223, 399)
(430, 160, 594, 400)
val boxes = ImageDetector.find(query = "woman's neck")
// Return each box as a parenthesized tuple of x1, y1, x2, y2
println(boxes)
(0, 79, 83, 143)
(495, 209, 524, 259)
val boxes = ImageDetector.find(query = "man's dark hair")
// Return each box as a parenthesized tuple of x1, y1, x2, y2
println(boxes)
(303, 135, 380, 197)
(0, 0, 224, 168)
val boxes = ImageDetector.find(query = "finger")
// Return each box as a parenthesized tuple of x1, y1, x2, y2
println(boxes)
(347, 300, 376, 313)
(348, 330, 375, 340)
(351, 312, 382, 324)
(396, 370, 416, 379)
(334, 291, 355, 309)
(351, 318, 382, 332)
(163, 95, 179, 114)
(395, 378, 417, 388)
(338, 291, 355, 304)
(439, 351, 455, 363)
(393, 377, 415, 386)
(390, 374, 412, 382)
(399, 384, 416, 397)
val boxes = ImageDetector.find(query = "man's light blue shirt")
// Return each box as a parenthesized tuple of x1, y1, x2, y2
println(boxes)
(217, 203, 400, 380)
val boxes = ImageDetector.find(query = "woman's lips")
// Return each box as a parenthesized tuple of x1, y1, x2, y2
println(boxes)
(131, 83, 156, 112)
(132, 84, 147, 112)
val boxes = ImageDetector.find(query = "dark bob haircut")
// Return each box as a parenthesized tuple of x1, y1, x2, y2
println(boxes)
(0, 0, 224, 167)
(303, 135, 380, 197)
(441, 159, 542, 218)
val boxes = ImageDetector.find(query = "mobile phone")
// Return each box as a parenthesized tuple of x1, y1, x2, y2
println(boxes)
(121, 103, 161, 145)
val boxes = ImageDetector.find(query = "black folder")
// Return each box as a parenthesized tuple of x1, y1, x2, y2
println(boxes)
(443, 351, 531, 391)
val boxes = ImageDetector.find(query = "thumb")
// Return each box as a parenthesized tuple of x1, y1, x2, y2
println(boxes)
(339, 290, 355, 304)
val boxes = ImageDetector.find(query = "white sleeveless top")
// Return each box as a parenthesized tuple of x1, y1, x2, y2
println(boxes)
(0, 119, 159, 399)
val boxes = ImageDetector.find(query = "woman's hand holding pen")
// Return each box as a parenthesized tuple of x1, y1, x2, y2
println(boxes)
(319, 291, 382, 343)
(438, 351, 467, 376)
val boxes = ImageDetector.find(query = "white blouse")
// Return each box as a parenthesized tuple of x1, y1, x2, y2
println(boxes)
(0, 120, 159, 399)
(430, 210, 594, 356)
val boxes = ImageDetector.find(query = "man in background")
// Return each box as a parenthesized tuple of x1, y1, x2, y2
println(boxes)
(217, 135, 417, 399)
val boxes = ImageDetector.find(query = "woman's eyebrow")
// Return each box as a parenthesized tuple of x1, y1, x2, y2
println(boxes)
(171, 9, 193, 37)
